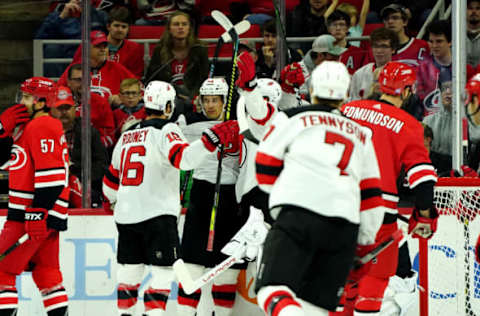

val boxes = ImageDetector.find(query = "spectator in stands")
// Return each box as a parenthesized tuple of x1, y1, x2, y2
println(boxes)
(50, 86, 108, 207)
(288, 0, 337, 54)
(417, 20, 475, 117)
(132, 0, 194, 25)
(113, 78, 146, 138)
(72, 6, 144, 78)
(349, 27, 398, 101)
(467, 0, 480, 68)
(326, 10, 367, 75)
(256, 19, 302, 79)
(375, 3, 429, 68)
(65, 63, 116, 149)
(35, 0, 108, 77)
(195, 0, 232, 24)
(58, 30, 136, 104)
(337, 0, 369, 47)
(296, 34, 346, 99)
(230, 0, 299, 25)
(368, 0, 436, 30)
(145, 11, 209, 106)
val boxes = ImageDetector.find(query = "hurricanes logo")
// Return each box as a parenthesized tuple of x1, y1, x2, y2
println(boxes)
(8, 145, 27, 171)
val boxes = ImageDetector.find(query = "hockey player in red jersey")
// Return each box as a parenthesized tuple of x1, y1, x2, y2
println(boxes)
(255, 61, 385, 316)
(0, 77, 70, 315)
(102, 80, 239, 316)
(339, 62, 439, 316)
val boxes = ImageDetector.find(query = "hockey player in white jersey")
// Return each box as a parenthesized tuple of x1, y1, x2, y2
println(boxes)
(254, 61, 385, 316)
(235, 51, 282, 224)
(102, 81, 239, 316)
(176, 77, 246, 316)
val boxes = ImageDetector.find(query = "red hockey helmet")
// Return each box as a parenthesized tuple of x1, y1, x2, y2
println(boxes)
(378, 62, 416, 96)
(20, 77, 57, 106)
(465, 73, 480, 105)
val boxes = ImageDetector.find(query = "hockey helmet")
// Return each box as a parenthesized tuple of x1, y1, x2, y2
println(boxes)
(256, 78, 282, 107)
(199, 78, 228, 103)
(378, 62, 416, 96)
(310, 61, 351, 100)
(465, 74, 480, 105)
(144, 81, 176, 119)
(20, 77, 57, 106)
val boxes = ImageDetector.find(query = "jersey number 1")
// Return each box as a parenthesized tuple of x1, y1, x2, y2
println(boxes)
(325, 131, 353, 176)
(120, 145, 146, 186)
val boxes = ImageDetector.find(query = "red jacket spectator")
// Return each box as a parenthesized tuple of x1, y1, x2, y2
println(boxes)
(58, 60, 135, 99)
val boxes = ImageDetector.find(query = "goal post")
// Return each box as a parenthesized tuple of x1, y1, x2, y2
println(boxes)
(419, 177, 480, 316)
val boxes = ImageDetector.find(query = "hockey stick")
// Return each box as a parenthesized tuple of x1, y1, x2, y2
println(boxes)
(0, 234, 28, 261)
(353, 229, 404, 269)
(206, 12, 251, 252)
(173, 245, 246, 295)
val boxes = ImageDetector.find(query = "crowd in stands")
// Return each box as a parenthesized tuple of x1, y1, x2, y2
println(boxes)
(27, 0, 480, 208)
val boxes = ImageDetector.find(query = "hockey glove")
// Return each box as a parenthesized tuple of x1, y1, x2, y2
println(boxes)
(347, 243, 377, 283)
(25, 208, 49, 241)
(236, 51, 257, 91)
(201, 120, 239, 152)
(476, 234, 480, 263)
(408, 207, 439, 239)
(450, 165, 479, 178)
(0, 104, 29, 138)
(280, 63, 305, 94)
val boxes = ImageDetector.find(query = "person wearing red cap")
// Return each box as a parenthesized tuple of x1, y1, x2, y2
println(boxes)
(337, 62, 438, 316)
(0, 77, 70, 315)
(50, 86, 108, 208)
(57, 30, 136, 105)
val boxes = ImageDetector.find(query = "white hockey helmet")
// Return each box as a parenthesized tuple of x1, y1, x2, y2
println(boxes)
(199, 77, 228, 103)
(256, 78, 282, 107)
(144, 81, 176, 119)
(310, 61, 351, 101)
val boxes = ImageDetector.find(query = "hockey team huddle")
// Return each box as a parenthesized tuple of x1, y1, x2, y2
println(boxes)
(2, 47, 480, 316)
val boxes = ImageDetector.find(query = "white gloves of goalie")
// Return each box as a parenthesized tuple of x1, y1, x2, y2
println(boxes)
(221, 207, 269, 262)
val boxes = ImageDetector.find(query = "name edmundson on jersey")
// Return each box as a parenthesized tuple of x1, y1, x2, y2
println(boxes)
(299, 113, 367, 144)
(122, 129, 149, 145)
(342, 105, 405, 134)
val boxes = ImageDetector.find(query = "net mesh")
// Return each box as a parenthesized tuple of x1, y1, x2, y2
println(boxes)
(426, 178, 480, 316)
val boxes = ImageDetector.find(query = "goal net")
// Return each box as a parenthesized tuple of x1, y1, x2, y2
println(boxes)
(419, 177, 480, 316)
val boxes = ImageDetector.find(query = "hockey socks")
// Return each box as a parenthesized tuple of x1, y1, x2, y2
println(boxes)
(0, 287, 17, 316)
(177, 284, 201, 315)
(212, 283, 236, 316)
(42, 286, 68, 316)
(257, 286, 304, 316)
(144, 287, 170, 315)
(118, 283, 140, 315)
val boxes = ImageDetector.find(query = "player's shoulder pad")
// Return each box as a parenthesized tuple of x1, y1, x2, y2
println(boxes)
(283, 104, 342, 118)
(26, 115, 63, 135)
(140, 118, 170, 130)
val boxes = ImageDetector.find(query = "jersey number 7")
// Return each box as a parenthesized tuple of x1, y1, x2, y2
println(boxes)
(325, 131, 353, 176)
(120, 145, 146, 186)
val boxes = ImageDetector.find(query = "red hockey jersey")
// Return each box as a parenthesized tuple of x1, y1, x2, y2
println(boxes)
(58, 60, 136, 99)
(342, 100, 437, 214)
(72, 39, 144, 78)
(364, 38, 430, 68)
(340, 46, 368, 75)
(7, 115, 70, 231)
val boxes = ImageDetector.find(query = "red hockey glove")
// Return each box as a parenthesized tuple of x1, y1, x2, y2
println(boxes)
(0, 104, 29, 137)
(201, 120, 240, 152)
(280, 63, 305, 94)
(347, 243, 376, 283)
(476, 234, 480, 263)
(450, 165, 479, 177)
(25, 208, 49, 241)
(236, 51, 257, 91)
(408, 207, 439, 239)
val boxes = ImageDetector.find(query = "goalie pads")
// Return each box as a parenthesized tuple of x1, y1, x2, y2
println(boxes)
(221, 207, 269, 262)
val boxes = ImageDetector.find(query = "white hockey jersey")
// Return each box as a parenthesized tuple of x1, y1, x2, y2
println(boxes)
(236, 89, 277, 202)
(255, 104, 385, 245)
(177, 113, 239, 185)
(348, 62, 376, 102)
(103, 118, 212, 224)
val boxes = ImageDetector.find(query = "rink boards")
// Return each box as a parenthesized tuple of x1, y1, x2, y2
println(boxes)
(0, 209, 478, 315)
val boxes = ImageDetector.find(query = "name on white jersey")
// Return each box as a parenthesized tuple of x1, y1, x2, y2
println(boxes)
(122, 129, 149, 145)
(343, 106, 405, 134)
(299, 113, 366, 144)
